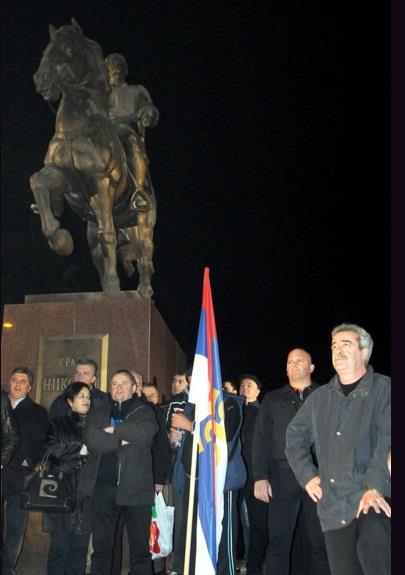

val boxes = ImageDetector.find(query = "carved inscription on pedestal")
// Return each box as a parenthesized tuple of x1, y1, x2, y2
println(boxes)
(36, 334, 108, 409)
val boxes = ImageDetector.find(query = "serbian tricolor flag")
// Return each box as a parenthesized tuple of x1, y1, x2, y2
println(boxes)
(188, 267, 228, 575)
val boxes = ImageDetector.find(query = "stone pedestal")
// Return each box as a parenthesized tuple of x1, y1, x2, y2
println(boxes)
(1, 292, 186, 575)
(2, 291, 186, 403)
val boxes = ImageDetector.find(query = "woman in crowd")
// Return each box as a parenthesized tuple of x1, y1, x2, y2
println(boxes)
(43, 382, 92, 575)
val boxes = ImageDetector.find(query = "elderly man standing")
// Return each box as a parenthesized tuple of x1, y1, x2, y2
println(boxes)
(286, 324, 391, 575)
(79, 369, 158, 575)
(252, 349, 330, 575)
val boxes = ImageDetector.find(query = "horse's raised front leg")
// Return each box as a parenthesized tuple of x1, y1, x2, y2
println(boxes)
(89, 178, 120, 292)
(30, 165, 73, 256)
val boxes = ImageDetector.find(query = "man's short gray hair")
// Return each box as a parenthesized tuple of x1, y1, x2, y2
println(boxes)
(331, 323, 374, 364)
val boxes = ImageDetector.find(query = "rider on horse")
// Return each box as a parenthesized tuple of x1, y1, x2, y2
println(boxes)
(105, 53, 159, 212)
(30, 21, 157, 295)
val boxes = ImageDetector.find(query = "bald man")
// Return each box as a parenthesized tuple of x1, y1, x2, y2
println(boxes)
(252, 349, 330, 575)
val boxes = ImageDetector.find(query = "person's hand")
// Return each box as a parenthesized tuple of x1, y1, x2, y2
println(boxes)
(356, 489, 391, 518)
(305, 476, 323, 502)
(103, 425, 114, 434)
(169, 428, 182, 445)
(254, 479, 273, 503)
(171, 413, 193, 431)
(121, 440, 130, 446)
(155, 483, 164, 493)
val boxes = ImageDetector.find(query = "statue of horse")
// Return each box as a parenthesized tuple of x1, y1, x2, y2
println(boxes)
(30, 19, 156, 296)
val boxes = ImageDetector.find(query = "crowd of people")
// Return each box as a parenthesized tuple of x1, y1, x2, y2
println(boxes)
(1, 323, 391, 575)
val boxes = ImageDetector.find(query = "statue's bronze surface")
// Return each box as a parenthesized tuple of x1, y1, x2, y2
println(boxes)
(105, 53, 159, 212)
(30, 19, 157, 296)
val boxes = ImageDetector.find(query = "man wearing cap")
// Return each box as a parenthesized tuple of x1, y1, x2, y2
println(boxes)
(252, 349, 330, 575)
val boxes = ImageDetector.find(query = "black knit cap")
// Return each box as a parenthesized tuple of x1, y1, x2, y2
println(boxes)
(238, 373, 262, 390)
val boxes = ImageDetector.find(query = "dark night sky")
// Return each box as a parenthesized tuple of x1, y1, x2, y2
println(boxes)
(1, 0, 390, 392)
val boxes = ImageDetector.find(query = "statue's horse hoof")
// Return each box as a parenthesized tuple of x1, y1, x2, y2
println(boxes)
(137, 285, 153, 299)
(48, 229, 74, 256)
(103, 276, 121, 293)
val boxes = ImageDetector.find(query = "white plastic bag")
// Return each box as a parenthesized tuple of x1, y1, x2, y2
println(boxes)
(149, 491, 175, 559)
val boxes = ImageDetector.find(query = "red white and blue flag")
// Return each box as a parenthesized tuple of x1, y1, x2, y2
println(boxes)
(188, 268, 228, 575)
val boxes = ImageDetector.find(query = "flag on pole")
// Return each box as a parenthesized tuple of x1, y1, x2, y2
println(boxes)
(188, 267, 228, 575)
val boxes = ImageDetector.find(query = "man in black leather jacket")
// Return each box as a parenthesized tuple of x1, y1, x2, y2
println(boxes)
(1, 388, 20, 560)
(1, 390, 19, 470)
(238, 374, 268, 575)
(2, 367, 49, 575)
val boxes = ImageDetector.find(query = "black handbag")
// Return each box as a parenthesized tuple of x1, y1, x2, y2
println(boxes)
(20, 448, 77, 513)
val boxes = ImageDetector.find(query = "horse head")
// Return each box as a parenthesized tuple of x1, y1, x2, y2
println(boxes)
(33, 19, 109, 103)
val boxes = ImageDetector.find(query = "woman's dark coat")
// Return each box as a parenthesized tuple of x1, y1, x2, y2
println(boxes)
(42, 412, 91, 534)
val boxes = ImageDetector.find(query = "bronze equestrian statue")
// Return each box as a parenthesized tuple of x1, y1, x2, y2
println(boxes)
(30, 19, 157, 296)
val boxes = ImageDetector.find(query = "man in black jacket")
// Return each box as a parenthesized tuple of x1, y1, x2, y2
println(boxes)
(1, 389, 20, 560)
(238, 374, 268, 575)
(111, 376, 171, 575)
(1, 390, 19, 470)
(285, 324, 391, 575)
(252, 349, 329, 575)
(2, 367, 49, 575)
(79, 369, 158, 575)
(141, 383, 171, 490)
(160, 371, 189, 575)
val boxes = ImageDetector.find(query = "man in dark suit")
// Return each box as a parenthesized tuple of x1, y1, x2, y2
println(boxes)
(2, 367, 49, 575)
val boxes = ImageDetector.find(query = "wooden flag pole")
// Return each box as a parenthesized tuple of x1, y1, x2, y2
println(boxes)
(183, 403, 199, 575)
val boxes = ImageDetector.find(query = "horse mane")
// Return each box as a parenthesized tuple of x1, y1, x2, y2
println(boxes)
(83, 38, 111, 97)
(55, 24, 111, 97)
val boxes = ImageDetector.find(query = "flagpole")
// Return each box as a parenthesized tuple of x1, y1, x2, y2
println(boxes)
(183, 403, 199, 575)
(184, 267, 227, 575)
